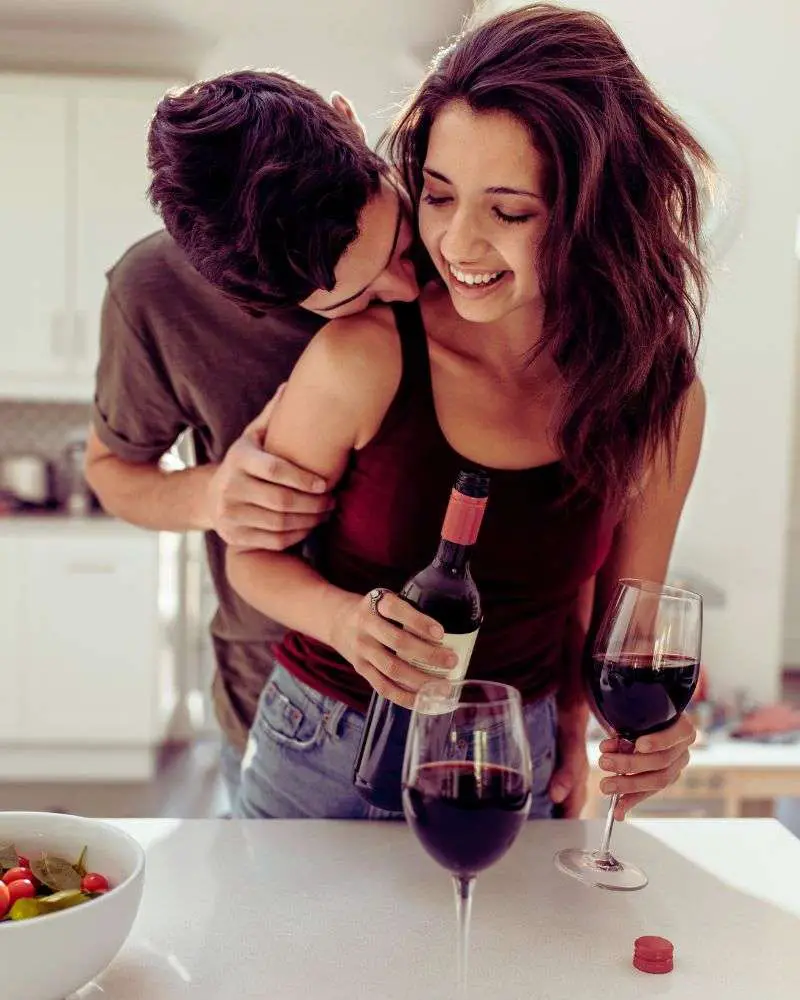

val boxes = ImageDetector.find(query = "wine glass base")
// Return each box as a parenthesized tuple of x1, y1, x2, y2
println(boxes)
(554, 847, 648, 891)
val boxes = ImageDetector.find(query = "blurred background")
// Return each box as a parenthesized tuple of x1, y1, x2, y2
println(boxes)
(1, 0, 799, 829)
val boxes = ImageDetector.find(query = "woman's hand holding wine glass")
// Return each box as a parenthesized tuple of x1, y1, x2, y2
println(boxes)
(597, 712, 697, 820)
(555, 578, 703, 890)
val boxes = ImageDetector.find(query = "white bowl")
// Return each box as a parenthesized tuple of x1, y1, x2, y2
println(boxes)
(0, 811, 145, 1000)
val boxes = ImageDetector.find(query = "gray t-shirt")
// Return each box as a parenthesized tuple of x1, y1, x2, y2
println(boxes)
(92, 230, 323, 750)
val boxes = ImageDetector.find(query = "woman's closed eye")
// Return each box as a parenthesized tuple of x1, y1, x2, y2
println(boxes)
(422, 192, 451, 207)
(493, 208, 536, 225)
(422, 192, 535, 226)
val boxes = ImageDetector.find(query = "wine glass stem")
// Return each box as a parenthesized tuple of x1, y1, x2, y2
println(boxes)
(598, 739, 634, 859)
(598, 792, 620, 858)
(453, 875, 475, 998)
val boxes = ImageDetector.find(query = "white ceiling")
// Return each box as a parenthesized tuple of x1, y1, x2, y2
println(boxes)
(0, 1, 477, 80)
(0, 0, 214, 75)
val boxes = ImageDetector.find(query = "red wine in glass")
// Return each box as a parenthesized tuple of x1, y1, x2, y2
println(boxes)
(403, 680, 532, 997)
(555, 579, 702, 891)
(586, 653, 701, 742)
(404, 761, 531, 877)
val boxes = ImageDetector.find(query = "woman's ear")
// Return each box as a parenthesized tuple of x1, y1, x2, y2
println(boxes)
(330, 91, 367, 142)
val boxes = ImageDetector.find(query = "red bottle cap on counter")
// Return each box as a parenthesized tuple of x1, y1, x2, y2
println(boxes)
(635, 936, 673, 959)
(633, 936, 674, 974)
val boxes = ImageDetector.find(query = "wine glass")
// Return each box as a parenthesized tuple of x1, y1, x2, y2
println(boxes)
(402, 679, 533, 997)
(555, 579, 702, 891)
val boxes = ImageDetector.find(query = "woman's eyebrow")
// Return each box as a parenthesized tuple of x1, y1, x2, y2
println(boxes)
(423, 166, 543, 201)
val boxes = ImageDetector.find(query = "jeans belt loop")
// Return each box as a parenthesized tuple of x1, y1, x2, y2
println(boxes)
(323, 700, 347, 740)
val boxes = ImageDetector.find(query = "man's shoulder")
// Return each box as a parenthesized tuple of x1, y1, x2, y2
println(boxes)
(106, 229, 204, 297)
(104, 231, 317, 345)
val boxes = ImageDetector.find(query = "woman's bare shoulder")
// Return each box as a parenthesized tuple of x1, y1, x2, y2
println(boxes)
(299, 305, 401, 386)
(286, 305, 403, 449)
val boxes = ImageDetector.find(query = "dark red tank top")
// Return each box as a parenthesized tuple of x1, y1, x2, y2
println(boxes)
(274, 301, 617, 712)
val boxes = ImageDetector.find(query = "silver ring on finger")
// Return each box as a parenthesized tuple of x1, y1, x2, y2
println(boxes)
(367, 587, 390, 618)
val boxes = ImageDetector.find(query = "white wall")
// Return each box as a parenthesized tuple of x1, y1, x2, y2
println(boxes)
(478, 1, 800, 702)
(196, 2, 474, 142)
(781, 259, 800, 665)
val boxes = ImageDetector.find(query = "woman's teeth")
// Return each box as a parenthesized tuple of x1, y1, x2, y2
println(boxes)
(448, 264, 505, 286)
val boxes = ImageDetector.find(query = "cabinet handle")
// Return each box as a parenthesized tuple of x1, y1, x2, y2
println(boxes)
(73, 310, 88, 361)
(50, 310, 68, 359)
(65, 563, 116, 574)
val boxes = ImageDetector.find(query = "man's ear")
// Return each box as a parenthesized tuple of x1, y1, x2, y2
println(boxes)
(330, 91, 367, 142)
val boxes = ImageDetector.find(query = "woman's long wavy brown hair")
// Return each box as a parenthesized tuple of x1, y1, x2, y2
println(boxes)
(382, 3, 711, 509)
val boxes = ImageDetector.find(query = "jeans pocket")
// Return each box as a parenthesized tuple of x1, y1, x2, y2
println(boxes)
(254, 668, 326, 752)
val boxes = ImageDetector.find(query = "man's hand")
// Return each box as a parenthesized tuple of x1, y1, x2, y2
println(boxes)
(598, 714, 697, 820)
(206, 385, 335, 550)
(549, 718, 590, 818)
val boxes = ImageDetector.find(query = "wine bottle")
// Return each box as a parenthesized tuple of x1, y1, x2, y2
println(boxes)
(352, 468, 490, 812)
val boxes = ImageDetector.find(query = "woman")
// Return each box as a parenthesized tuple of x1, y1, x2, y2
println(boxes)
(227, 3, 708, 820)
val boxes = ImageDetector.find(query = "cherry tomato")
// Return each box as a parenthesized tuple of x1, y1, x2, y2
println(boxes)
(7, 878, 35, 904)
(81, 873, 109, 894)
(0, 881, 9, 918)
(17, 856, 30, 869)
(2, 867, 35, 885)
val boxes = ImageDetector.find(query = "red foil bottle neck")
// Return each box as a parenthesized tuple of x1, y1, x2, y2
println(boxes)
(441, 490, 488, 546)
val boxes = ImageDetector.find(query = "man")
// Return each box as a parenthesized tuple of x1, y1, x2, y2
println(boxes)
(85, 71, 418, 807)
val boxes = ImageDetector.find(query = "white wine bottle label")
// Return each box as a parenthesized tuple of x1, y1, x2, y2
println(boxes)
(409, 628, 480, 680)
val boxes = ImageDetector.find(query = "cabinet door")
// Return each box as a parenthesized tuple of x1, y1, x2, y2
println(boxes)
(0, 538, 24, 739)
(73, 87, 170, 379)
(0, 86, 69, 382)
(21, 533, 160, 743)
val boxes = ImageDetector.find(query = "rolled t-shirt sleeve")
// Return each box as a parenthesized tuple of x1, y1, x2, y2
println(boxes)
(92, 282, 188, 464)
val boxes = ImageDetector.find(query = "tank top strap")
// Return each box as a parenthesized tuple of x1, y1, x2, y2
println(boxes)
(389, 300, 435, 407)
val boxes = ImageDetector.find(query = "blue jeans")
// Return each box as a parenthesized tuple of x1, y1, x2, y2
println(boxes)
(232, 663, 557, 820)
(219, 738, 245, 816)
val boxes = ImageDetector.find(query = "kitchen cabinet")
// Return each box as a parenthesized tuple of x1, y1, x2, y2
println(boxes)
(22, 534, 159, 741)
(0, 84, 70, 387)
(0, 74, 178, 401)
(0, 519, 182, 779)
(0, 536, 23, 740)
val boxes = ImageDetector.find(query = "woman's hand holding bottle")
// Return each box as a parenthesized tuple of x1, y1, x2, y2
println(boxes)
(329, 590, 459, 708)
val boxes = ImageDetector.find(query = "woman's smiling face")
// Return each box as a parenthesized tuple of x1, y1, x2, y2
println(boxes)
(419, 100, 549, 326)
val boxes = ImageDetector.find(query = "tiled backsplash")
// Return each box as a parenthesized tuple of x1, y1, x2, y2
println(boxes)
(0, 401, 92, 459)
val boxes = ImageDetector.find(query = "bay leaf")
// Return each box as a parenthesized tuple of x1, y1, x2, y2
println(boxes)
(31, 854, 82, 891)
(0, 842, 18, 870)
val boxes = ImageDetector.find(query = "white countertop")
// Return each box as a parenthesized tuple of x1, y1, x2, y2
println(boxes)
(0, 514, 152, 536)
(72, 817, 800, 999)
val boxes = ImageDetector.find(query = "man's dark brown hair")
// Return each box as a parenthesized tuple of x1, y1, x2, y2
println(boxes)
(148, 70, 387, 313)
